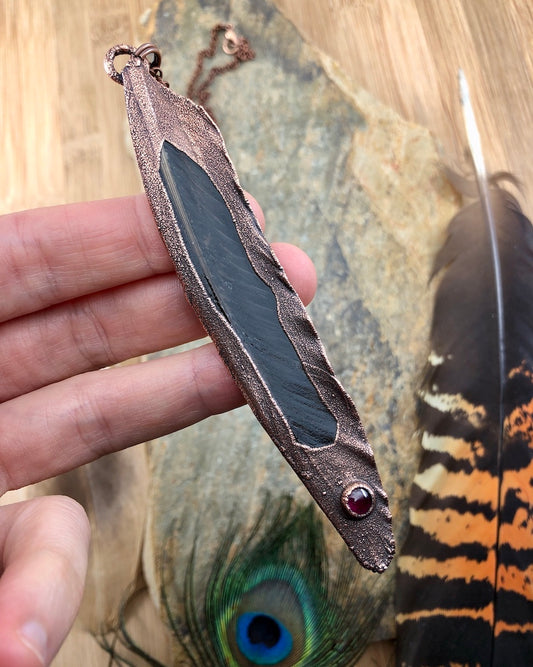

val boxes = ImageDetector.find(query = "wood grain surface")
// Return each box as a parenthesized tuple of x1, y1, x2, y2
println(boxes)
(2, 0, 531, 216)
(276, 0, 533, 214)
(1, 0, 531, 665)
(1, 0, 154, 213)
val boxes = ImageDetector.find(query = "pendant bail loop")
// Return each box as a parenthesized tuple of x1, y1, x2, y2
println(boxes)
(104, 42, 168, 87)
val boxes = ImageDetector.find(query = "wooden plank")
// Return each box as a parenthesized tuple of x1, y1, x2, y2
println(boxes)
(1, 0, 64, 211)
(276, 0, 533, 215)
(0, 0, 154, 214)
(1, 1, 531, 664)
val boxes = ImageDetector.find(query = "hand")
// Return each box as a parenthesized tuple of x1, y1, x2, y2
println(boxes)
(0, 194, 317, 665)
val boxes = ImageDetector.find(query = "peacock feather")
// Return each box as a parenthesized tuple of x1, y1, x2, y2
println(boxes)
(100, 496, 388, 666)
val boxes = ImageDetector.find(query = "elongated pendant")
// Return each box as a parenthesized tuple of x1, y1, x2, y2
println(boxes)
(105, 41, 394, 572)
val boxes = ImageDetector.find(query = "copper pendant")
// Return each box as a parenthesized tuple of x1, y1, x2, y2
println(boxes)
(105, 42, 394, 572)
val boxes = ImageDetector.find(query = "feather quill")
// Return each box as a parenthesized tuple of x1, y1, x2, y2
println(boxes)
(396, 73, 533, 666)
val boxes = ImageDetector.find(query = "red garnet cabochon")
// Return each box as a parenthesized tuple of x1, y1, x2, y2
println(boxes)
(342, 484, 374, 518)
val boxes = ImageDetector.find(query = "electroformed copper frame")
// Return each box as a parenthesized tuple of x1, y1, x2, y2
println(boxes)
(105, 44, 394, 573)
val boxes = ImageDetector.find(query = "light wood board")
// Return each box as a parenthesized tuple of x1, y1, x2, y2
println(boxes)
(1, 0, 531, 664)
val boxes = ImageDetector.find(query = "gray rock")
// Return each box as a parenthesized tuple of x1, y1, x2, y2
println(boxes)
(142, 0, 458, 646)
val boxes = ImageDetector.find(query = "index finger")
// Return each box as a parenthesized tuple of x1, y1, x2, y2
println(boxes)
(0, 193, 266, 324)
(1, 195, 167, 323)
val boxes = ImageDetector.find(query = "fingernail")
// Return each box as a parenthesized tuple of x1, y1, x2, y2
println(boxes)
(19, 620, 47, 664)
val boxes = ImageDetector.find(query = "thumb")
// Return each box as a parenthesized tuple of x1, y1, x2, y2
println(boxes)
(0, 496, 90, 666)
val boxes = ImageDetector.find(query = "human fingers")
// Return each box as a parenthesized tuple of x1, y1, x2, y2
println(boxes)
(1, 192, 267, 324)
(1, 196, 168, 323)
(246, 192, 266, 230)
(0, 342, 241, 493)
(0, 241, 316, 402)
(274, 242, 316, 306)
(0, 496, 90, 666)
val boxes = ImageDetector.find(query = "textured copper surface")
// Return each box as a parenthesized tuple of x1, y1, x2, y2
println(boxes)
(109, 49, 394, 572)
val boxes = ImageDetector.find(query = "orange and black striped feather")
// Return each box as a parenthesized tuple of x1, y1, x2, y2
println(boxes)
(396, 185, 533, 666)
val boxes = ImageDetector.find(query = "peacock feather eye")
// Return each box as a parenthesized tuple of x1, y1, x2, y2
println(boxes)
(219, 567, 315, 666)
(235, 611, 293, 664)
(228, 576, 305, 664)
(98, 496, 389, 665)
(176, 496, 388, 666)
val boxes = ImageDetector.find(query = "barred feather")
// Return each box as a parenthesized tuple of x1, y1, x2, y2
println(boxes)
(396, 74, 533, 666)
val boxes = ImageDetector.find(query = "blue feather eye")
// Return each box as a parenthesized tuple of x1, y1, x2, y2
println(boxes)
(220, 567, 315, 665)
(100, 497, 389, 666)
(192, 498, 387, 666)
(235, 611, 293, 664)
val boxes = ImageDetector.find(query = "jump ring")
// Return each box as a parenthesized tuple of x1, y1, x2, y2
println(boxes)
(104, 44, 136, 85)
(223, 29, 240, 56)
(133, 43, 162, 69)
